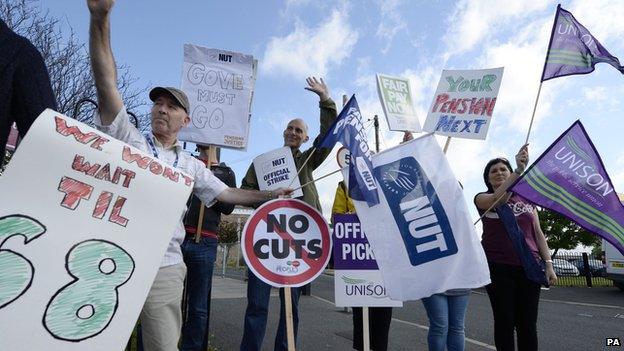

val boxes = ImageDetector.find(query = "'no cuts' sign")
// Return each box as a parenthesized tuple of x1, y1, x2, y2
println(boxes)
(242, 199, 331, 287)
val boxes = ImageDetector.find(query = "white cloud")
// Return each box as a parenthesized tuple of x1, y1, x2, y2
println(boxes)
(582, 86, 608, 102)
(262, 8, 359, 79)
(375, 0, 407, 54)
(443, 0, 552, 59)
(568, 0, 624, 49)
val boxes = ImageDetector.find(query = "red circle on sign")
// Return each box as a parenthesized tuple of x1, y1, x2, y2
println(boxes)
(336, 146, 350, 169)
(242, 199, 331, 287)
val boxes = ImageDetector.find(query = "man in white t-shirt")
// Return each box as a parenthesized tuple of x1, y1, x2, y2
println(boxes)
(87, 1, 290, 350)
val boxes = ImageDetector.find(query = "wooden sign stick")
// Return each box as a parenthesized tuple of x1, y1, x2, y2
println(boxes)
(194, 145, 217, 243)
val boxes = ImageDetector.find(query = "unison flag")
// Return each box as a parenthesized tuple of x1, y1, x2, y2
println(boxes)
(349, 134, 490, 301)
(317, 95, 379, 206)
(510, 121, 624, 255)
(542, 4, 624, 81)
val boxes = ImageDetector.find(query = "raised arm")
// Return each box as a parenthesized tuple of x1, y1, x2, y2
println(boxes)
(87, 0, 123, 125)
(475, 144, 529, 211)
(303, 77, 337, 169)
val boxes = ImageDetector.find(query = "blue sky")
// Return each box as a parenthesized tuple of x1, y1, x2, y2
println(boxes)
(38, 0, 624, 226)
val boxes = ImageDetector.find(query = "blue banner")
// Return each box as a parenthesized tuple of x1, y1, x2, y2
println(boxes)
(318, 95, 379, 206)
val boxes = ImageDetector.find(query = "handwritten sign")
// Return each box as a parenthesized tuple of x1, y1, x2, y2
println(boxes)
(0, 110, 192, 350)
(333, 214, 402, 307)
(423, 67, 504, 140)
(376, 74, 421, 132)
(179, 44, 256, 150)
(252, 147, 303, 198)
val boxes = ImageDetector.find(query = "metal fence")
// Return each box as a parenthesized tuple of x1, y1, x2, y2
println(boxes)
(551, 252, 612, 287)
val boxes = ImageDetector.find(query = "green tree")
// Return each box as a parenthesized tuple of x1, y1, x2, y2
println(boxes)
(217, 220, 240, 268)
(1, 150, 12, 175)
(538, 208, 601, 257)
(217, 220, 239, 244)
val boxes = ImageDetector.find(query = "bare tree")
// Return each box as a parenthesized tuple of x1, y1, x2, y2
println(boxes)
(0, 0, 150, 130)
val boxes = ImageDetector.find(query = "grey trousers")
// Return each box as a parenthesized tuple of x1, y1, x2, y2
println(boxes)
(139, 262, 187, 351)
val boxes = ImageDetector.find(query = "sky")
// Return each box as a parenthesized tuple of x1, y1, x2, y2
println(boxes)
(37, 0, 624, 228)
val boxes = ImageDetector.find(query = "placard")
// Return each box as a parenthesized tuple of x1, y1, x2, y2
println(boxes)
(376, 74, 421, 132)
(242, 199, 331, 287)
(0, 110, 192, 350)
(422, 67, 504, 140)
(252, 147, 303, 198)
(333, 214, 402, 307)
(179, 44, 256, 149)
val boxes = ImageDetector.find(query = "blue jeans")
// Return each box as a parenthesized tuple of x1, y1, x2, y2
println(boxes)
(239, 271, 301, 351)
(180, 236, 218, 351)
(421, 293, 470, 351)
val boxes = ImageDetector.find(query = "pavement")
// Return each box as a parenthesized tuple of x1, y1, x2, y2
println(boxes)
(207, 268, 624, 351)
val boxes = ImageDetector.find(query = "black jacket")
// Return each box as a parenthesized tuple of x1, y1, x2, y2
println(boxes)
(0, 19, 56, 159)
(183, 162, 236, 234)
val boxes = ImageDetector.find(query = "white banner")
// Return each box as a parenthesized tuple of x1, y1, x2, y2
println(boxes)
(423, 67, 504, 140)
(179, 44, 256, 149)
(252, 147, 303, 198)
(350, 135, 490, 301)
(0, 110, 192, 350)
(376, 74, 421, 132)
(332, 214, 402, 307)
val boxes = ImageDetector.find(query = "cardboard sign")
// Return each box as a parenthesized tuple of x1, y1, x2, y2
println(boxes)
(376, 74, 421, 132)
(179, 44, 256, 150)
(333, 214, 402, 307)
(0, 110, 192, 350)
(423, 67, 504, 140)
(252, 147, 303, 198)
(242, 199, 331, 287)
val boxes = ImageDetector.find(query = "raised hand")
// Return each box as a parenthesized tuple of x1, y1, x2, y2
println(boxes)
(304, 77, 330, 102)
(515, 143, 529, 174)
(402, 131, 414, 143)
(87, 0, 115, 17)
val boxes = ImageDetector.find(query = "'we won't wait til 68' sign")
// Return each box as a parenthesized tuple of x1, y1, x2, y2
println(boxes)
(0, 110, 192, 350)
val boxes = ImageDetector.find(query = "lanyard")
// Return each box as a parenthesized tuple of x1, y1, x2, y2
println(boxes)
(146, 135, 179, 168)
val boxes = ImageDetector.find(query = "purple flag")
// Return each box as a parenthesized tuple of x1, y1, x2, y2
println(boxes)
(510, 121, 624, 255)
(332, 214, 379, 270)
(541, 5, 624, 81)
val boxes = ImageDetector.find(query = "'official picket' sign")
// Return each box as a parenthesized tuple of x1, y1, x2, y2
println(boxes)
(242, 199, 331, 287)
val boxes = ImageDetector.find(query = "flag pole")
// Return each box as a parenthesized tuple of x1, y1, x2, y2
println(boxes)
(291, 169, 342, 193)
(523, 82, 543, 145)
(194, 145, 217, 243)
(287, 149, 317, 187)
(362, 308, 370, 351)
(442, 136, 452, 154)
(524, 4, 559, 144)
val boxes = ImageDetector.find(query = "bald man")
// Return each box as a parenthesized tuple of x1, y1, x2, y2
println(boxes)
(239, 77, 337, 351)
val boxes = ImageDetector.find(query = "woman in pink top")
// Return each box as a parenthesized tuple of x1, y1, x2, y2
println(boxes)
(474, 144, 557, 351)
